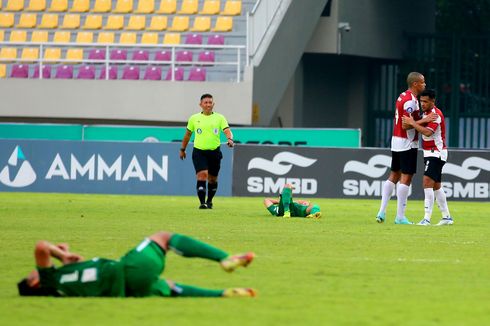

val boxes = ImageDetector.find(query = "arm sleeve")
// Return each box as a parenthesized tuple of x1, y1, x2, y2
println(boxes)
(403, 100, 417, 116)
(220, 115, 230, 131)
(186, 116, 194, 132)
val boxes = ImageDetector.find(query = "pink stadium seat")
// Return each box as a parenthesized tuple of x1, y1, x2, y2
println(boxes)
(176, 50, 193, 63)
(88, 48, 106, 60)
(77, 65, 96, 79)
(10, 64, 29, 78)
(165, 67, 184, 81)
(198, 50, 215, 64)
(143, 66, 162, 80)
(207, 34, 224, 45)
(188, 67, 206, 81)
(110, 49, 127, 61)
(55, 65, 74, 79)
(32, 65, 52, 78)
(154, 50, 171, 61)
(122, 65, 140, 80)
(99, 65, 118, 79)
(185, 33, 202, 45)
(131, 50, 149, 61)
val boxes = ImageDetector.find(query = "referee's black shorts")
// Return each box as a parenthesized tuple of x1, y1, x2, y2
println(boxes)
(192, 147, 223, 175)
(390, 148, 418, 175)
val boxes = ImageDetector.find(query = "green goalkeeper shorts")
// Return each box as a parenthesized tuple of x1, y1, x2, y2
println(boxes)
(120, 239, 171, 297)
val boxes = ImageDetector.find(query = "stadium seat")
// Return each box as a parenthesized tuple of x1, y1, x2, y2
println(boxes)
(122, 65, 139, 80)
(212, 16, 232, 32)
(148, 16, 167, 31)
(76, 31, 93, 43)
(55, 65, 74, 79)
(141, 32, 158, 44)
(113, 0, 133, 13)
(185, 33, 203, 45)
(190, 16, 211, 32)
(0, 13, 15, 28)
(77, 65, 96, 79)
(132, 49, 149, 61)
(31, 30, 48, 42)
(53, 31, 71, 43)
(66, 49, 84, 63)
(103, 15, 124, 30)
(48, 0, 68, 12)
(97, 32, 115, 43)
(207, 34, 224, 45)
(17, 13, 37, 28)
(178, 0, 198, 14)
(10, 64, 29, 78)
(168, 16, 189, 32)
(156, 0, 176, 14)
(200, 0, 220, 14)
(143, 66, 161, 80)
(163, 33, 180, 44)
(82, 15, 103, 29)
(119, 32, 136, 44)
(125, 15, 146, 30)
(5, 0, 24, 11)
(88, 48, 105, 60)
(0, 31, 4, 42)
(221, 0, 241, 15)
(198, 50, 215, 64)
(154, 50, 171, 61)
(26, 0, 45, 11)
(39, 14, 59, 29)
(21, 47, 39, 62)
(61, 14, 81, 29)
(9, 30, 28, 43)
(176, 50, 193, 63)
(0, 48, 18, 62)
(165, 67, 184, 81)
(70, 0, 90, 12)
(44, 48, 61, 62)
(32, 64, 52, 78)
(188, 67, 206, 81)
(99, 65, 118, 79)
(135, 0, 154, 13)
(92, 0, 111, 13)
(110, 49, 127, 60)
(0, 64, 6, 78)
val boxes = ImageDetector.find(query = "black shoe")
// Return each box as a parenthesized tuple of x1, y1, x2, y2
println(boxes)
(206, 202, 213, 209)
(199, 204, 208, 209)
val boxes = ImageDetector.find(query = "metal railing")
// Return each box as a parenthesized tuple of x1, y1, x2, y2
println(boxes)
(0, 41, 246, 82)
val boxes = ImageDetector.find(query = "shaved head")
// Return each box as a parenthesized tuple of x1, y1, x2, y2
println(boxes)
(407, 72, 424, 87)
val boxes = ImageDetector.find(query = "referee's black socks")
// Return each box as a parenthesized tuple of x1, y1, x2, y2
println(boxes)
(207, 182, 218, 204)
(197, 180, 207, 204)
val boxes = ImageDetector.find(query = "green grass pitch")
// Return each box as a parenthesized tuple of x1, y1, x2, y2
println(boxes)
(0, 193, 489, 326)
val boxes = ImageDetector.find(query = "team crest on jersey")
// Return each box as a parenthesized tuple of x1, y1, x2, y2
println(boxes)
(407, 107, 413, 113)
(213, 128, 219, 135)
(197, 128, 202, 134)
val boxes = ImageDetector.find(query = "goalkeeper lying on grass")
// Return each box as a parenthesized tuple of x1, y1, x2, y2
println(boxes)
(18, 231, 256, 298)
(263, 183, 322, 219)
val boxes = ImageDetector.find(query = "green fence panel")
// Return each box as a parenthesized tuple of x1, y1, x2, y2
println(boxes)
(0, 123, 82, 140)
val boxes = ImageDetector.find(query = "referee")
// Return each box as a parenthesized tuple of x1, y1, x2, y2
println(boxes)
(180, 94, 234, 209)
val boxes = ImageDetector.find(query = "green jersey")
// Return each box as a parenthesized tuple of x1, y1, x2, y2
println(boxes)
(268, 202, 309, 217)
(38, 258, 125, 297)
(186, 112, 229, 150)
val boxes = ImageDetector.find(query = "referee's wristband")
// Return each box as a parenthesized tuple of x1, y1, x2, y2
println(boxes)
(227, 138, 234, 141)
(180, 148, 186, 151)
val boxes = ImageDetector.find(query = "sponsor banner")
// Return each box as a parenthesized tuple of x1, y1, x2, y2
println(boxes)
(0, 140, 232, 196)
(232, 145, 490, 201)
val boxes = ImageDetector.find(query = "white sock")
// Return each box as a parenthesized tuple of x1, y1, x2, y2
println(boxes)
(396, 184, 410, 219)
(378, 180, 395, 214)
(434, 188, 451, 219)
(423, 188, 434, 221)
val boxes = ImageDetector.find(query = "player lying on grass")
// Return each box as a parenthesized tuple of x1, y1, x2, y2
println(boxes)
(263, 183, 322, 218)
(18, 231, 256, 298)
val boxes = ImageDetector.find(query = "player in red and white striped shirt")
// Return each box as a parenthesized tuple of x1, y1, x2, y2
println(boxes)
(376, 72, 435, 225)
(402, 89, 453, 226)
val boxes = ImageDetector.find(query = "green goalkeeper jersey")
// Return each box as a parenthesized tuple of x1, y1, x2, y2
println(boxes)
(38, 258, 125, 297)
(268, 202, 309, 217)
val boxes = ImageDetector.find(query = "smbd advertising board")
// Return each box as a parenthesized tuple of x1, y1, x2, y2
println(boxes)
(232, 145, 490, 201)
(0, 140, 232, 196)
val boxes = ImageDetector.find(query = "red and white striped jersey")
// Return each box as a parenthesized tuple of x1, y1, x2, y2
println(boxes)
(422, 106, 448, 161)
(391, 90, 420, 151)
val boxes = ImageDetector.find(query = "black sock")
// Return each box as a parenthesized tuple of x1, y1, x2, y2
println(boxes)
(207, 182, 218, 203)
(197, 180, 206, 204)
